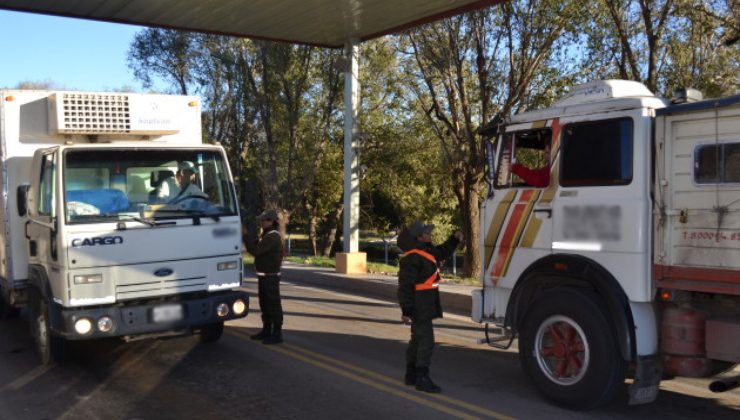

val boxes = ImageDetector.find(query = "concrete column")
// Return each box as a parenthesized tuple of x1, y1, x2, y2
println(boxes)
(337, 39, 366, 274)
(343, 39, 360, 253)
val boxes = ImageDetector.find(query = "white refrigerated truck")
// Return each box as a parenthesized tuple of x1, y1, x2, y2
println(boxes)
(0, 90, 248, 364)
(474, 80, 739, 409)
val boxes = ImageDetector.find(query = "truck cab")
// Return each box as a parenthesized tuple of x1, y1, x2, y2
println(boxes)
(474, 80, 740, 409)
(0, 90, 248, 364)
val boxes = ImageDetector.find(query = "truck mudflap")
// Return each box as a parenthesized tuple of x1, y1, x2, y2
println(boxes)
(628, 355, 662, 405)
(47, 290, 249, 340)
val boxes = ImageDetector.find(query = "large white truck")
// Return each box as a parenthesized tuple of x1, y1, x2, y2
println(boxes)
(474, 80, 739, 409)
(0, 90, 248, 364)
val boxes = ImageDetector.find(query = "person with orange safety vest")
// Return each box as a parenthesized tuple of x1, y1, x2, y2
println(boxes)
(397, 220, 462, 393)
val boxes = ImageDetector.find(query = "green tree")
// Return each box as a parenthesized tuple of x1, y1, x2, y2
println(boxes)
(127, 28, 197, 94)
(583, 0, 738, 96)
(399, 0, 584, 278)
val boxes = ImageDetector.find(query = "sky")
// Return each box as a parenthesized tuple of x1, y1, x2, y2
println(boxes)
(0, 10, 156, 92)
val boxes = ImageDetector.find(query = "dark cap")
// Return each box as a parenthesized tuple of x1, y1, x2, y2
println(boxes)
(257, 209, 279, 222)
(178, 161, 198, 174)
(407, 220, 434, 237)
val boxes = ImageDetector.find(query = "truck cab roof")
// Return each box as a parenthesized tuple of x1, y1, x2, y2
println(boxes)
(508, 80, 668, 125)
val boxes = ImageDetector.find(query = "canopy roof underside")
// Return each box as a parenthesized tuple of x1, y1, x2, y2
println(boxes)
(0, 0, 503, 48)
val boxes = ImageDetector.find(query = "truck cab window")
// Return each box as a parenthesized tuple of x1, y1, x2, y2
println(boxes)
(694, 142, 740, 184)
(63, 148, 238, 224)
(560, 118, 633, 187)
(38, 153, 56, 217)
(495, 129, 552, 188)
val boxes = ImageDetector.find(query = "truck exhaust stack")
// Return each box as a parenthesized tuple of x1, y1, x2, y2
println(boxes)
(709, 375, 740, 393)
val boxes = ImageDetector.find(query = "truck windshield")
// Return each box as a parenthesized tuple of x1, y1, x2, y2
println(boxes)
(63, 148, 237, 224)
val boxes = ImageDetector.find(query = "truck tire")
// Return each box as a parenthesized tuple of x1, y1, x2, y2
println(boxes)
(28, 287, 68, 365)
(200, 322, 224, 343)
(518, 288, 627, 410)
(0, 292, 20, 319)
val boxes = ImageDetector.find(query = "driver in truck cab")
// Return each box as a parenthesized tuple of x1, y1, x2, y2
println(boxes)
(168, 161, 209, 205)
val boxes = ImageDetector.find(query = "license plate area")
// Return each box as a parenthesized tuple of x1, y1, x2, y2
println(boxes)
(151, 304, 184, 323)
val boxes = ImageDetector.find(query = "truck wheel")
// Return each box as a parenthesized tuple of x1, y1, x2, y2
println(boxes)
(519, 288, 627, 410)
(200, 322, 224, 343)
(28, 288, 68, 365)
(0, 291, 20, 319)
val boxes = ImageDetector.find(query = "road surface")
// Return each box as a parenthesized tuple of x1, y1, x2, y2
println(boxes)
(0, 277, 738, 419)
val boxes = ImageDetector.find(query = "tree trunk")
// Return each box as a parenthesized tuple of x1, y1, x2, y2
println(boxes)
(308, 215, 319, 257)
(321, 202, 343, 257)
(461, 174, 482, 279)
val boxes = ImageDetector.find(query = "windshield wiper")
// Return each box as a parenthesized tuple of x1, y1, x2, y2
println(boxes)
(117, 215, 157, 227)
(148, 207, 223, 222)
(183, 209, 221, 222)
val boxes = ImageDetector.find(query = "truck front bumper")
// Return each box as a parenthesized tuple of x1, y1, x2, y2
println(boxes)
(49, 290, 249, 340)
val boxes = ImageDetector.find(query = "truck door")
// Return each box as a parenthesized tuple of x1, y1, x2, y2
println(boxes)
(483, 123, 556, 289)
(550, 116, 649, 300)
(27, 151, 60, 271)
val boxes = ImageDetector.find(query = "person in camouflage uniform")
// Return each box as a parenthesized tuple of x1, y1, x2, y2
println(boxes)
(397, 220, 462, 393)
(244, 209, 285, 345)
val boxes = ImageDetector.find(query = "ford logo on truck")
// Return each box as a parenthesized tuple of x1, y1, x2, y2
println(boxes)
(71, 236, 124, 247)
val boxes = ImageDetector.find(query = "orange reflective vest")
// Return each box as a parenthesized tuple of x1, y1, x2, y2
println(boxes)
(401, 249, 441, 291)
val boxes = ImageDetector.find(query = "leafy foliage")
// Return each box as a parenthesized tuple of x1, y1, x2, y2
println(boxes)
(128, 1, 737, 271)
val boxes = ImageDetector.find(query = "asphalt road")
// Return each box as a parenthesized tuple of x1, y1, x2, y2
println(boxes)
(0, 278, 738, 419)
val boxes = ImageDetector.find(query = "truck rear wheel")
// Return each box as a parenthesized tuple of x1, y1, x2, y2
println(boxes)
(200, 322, 224, 343)
(28, 288, 68, 365)
(0, 293, 20, 319)
(519, 288, 627, 410)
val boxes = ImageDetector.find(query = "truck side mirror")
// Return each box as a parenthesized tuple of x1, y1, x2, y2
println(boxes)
(17, 185, 30, 217)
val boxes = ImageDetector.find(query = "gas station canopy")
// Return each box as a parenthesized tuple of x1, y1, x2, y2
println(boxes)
(0, 0, 502, 48)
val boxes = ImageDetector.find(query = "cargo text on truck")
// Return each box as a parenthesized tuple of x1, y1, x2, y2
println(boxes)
(0, 90, 249, 364)
(474, 80, 740, 409)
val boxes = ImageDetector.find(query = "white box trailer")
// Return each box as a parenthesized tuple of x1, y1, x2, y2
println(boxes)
(473, 80, 740, 409)
(0, 90, 249, 364)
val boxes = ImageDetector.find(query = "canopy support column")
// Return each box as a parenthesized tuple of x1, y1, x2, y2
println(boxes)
(337, 39, 366, 274)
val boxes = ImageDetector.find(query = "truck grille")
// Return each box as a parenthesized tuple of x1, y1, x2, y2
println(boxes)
(55, 92, 131, 134)
(116, 276, 207, 300)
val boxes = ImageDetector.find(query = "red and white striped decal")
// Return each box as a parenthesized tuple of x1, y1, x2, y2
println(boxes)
(490, 189, 540, 282)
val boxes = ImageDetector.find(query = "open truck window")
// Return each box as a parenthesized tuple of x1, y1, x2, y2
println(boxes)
(694, 142, 740, 184)
(495, 128, 552, 188)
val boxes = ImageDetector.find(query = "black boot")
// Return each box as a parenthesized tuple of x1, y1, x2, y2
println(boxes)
(251, 324, 271, 340)
(262, 324, 283, 345)
(415, 367, 441, 393)
(404, 364, 416, 386)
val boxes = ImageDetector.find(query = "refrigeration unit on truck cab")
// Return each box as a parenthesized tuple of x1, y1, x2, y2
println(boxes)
(473, 80, 740, 409)
(0, 90, 249, 364)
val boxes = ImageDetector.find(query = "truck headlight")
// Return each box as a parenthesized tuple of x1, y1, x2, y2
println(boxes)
(232, 299, 246, 315)
(97, 316, 114, 333)
(74, 274, 102, 284)
(74, 318, 93, 335)
(216, 303, 229, 317)
(217, 261, 238, 271)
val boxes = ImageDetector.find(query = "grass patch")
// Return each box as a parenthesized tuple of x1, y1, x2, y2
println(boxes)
(285, 255, 336, 268)
(367, 262, 399, 276)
